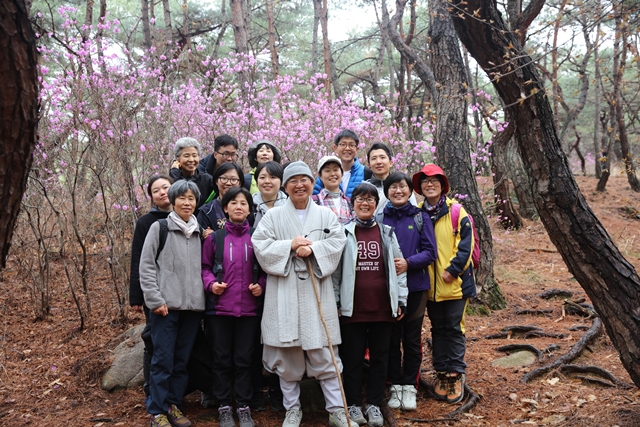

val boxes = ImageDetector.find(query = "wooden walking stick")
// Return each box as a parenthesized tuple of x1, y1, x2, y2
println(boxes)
(305, 257, 351, 426)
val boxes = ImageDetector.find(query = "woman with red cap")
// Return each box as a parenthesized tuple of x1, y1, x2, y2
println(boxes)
(412, 164, 476, 405)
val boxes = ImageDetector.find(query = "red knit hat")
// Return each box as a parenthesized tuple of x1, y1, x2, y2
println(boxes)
(412, 164, 450, 195)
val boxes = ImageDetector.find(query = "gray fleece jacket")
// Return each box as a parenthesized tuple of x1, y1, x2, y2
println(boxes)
(139, 214, 206, 311)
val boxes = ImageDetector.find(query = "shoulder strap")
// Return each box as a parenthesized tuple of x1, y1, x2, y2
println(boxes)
(450, 203, 461, 235)
(413, 212, 423, 233)
(214, 228, 227, 283)
(155, 219, 169, 264)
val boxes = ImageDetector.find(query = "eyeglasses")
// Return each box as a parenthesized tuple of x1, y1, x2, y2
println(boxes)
(216, 151, 238, 159)
(287, 177, 312, 186)
(354, 197, 376, 204)
(389, 184, 409, 192)
(337, 142, 358, 149)
(218, 176, 240, 184)
(421, 178, 440, 186)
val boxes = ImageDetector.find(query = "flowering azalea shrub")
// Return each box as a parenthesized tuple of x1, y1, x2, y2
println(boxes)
(18, 7, 444, 323)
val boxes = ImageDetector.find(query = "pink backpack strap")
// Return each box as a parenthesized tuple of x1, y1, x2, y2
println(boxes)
(450, 203, 461, 234)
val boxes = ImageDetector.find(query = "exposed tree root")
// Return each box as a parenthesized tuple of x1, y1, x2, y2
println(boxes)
(560, 364, 634, 388)
(484, 325, 542, 339)
(495, 344, 543, 360)
(574, 375, 615, 387)
(543, 344, 561, 354)
(515, 309, 553, 316)
(521, 318, 603, 383)
(569, 325, 590, 331)
(564, 300, 597, 318)
(537, 289, 574, 299)
(381, 404, 399, 427)
(522, 331, 567, 339)
(416, 378, 480, 419)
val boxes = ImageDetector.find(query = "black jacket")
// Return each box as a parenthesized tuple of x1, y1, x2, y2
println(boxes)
(129, 207, 171, 307)
(169, 168, 215, 214)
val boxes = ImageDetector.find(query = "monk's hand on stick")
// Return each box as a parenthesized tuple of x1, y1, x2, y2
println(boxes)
(296, 245, 313, 257)
(291, 236, 313, 251)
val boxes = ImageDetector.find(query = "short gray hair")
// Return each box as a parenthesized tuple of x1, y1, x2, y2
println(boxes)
(168, 180, 201, 205)
(174, 137, 202, 158)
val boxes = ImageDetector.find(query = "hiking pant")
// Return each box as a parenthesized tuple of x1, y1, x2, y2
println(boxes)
(147, 310, 202, 415)
(427, 298, 468, 374)
(206, 314, 261, 407)
(340, 321, 393, 407)
(388, 290, 428, 387)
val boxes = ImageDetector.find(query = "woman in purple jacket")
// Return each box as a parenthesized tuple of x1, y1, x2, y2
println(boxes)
(377, 172, 437, 410)
(201, 187, 266, 427)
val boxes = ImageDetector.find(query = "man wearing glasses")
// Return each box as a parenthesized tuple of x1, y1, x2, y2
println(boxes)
(313, 130, 371, 199)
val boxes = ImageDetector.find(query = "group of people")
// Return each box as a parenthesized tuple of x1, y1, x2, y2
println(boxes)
(129, 130, 477, 427)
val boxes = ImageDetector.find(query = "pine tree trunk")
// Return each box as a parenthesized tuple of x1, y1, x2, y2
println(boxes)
(0, 0, 39, 267)
(428, 0, 505, 309)
(450, 0, 640, 388)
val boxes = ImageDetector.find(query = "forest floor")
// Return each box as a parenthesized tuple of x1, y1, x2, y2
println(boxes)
(1, 176, 640, 427)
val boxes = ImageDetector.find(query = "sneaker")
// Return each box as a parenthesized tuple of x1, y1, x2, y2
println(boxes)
(329, 408, 359, 427)
(363, 404, 384, 427)
(434, 372, 448, 401)
(218, 405, 236, 427)
(347, 405, 366, 425)
(401, 385, 417, 411)
(167, 405, 191, 427)
(250, 391, 267, 412)
(268, 389, 285, 411)
(150, 414, 172, 427)
(387, 384, 403, 409)
(237, 406, 254, 427)
(201, 391, 217, 408)
(446, 373, 465, 404)
(282, 408, 303, 427)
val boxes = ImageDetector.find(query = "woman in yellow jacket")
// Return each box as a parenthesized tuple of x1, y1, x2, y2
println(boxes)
(412, 164, 475, 404)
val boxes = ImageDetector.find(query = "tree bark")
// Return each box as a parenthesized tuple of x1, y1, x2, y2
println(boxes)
(450, 0, 640, 387)
(507, 138, 537, 219)
(141, 0, 152, 49)
(265, 0, 279, 79)
(593, 20, 602, 178)
(162, 0, 172, 39)
(320, 0, 331, 98)
(312, 0, 321, 73)
(491, 123, 522, 229)
(612, 11, 640, 191)
(0, 0, 39, 268)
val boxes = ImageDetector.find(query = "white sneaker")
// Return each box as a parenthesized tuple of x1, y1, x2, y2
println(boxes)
(282, 408, 302, 427)
(347, 405, 366, 426)
(387, 384, 403, 409)
(364, 404, 384, 427)
(401, 385, 417, 410)
(329, 408, 358, 427)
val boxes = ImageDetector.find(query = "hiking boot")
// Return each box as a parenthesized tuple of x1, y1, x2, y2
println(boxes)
(387, 384, 403, 409)
(446, 373, 465, 404)
(150, 414, 172, 427)
(328, 408, 358, 427)
(201, 391, 217, 408)
(167, 405, 191, 427)
(237, 406, 254, 427)
(218, 405, 236, 427)
(363, 404, 384, 427)
(434, 372, 448, 401)
(250, 391, 267, 412)
(268, 389, 285, 411)
(282, 408, 303, 427)
(401, 385, 417, 411)
(347, 405, 366, 426)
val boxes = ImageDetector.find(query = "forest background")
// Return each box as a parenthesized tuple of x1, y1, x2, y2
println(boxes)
(1, 0, 640, 425)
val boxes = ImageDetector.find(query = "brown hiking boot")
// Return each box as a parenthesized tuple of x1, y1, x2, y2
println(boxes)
(150, 414, 172, 427)
(167, 404, 191, 427)
(434, 372, 448, 401)
(446, 373, 465, 404)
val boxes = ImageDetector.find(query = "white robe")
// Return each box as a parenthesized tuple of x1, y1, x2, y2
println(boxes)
(252, 197, 346, 350)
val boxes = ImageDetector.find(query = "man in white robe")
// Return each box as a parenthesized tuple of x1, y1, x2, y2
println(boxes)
(252, 161, 355, 427)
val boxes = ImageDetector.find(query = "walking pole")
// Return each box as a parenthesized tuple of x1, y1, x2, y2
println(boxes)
(305, 257, 351, 426)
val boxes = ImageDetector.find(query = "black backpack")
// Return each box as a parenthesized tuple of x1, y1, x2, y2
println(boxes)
(154, 219, 204, 263)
